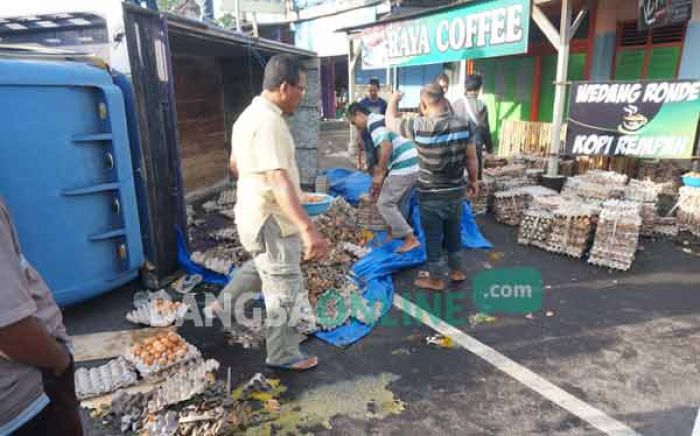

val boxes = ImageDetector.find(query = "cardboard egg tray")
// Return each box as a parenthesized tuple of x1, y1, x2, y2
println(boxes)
(588, 200, 642, 271)
(75, 357, 138, 400)
(471, 178, 494, 215)
(126, 299, 188, 327)
(678, 186, 700, 237)
(545, 210, 597, 258)
(518, 210, 554, 247)
(315, 175, 329, 194)
(357, 194, 387, 231)
(125, 332, 202, 378)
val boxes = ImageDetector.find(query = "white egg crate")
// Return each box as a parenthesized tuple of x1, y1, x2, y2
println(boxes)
(75, 357, 138, 400)
(126, 298, 188, 327)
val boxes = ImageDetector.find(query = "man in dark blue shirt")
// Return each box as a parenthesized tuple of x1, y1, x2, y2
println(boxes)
(356, 78, 387, 173)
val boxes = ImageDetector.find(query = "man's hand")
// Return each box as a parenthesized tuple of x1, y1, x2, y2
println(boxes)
(301, 226, 330, 261)
(0, 317, 72, 373)
(466, 181, 480, 201)
(390, 90, 404, 104)
(52, 344, 71, 376)
(370, 172, 385, 203)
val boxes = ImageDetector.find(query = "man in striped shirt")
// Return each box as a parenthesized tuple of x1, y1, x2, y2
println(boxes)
(386, 84, 479, 291)
(347, 103, 421, 253)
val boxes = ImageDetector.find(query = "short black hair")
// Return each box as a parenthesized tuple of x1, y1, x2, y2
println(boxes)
(263, 54, 306, 92)
(420, 83, 444, 104)
(369, 78, 381, 87)
(465, 74, 483, 92)
(347, 102, 369, 118)
(435, 72, 449, 84)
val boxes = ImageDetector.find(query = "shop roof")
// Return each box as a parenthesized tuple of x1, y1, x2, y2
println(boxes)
(337, 1, 475, 33)
(336, 0, 584, 33)
(161, 8, 316, 58)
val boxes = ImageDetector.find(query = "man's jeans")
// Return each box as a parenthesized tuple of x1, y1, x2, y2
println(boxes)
(419, 196, 464, 276)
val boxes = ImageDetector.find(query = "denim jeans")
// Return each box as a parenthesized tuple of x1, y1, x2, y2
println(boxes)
(419, 196, 464, 276)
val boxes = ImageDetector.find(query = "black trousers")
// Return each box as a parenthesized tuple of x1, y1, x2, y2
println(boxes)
(14, 358, 83, 436)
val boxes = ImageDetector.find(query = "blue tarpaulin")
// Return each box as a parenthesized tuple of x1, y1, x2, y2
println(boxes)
(176, 227, 231, 285)
(315, 169, 491, 347)
(324, 168, 371, 206)
(180, 169, 492, 348)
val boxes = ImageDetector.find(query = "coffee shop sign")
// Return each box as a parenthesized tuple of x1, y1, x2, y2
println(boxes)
(360, 0, 530, 69)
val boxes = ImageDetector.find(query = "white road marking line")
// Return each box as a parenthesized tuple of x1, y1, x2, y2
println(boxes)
(393, 294, 641, 436)
(691, 407, 700, 436)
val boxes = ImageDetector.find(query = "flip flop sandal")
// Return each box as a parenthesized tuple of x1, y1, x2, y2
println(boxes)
(414, 272, 446, 291)
(266, 354, 318, 371)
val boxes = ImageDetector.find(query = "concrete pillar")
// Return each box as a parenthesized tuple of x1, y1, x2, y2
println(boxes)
(678, 2, 700, 79)
(589, 0, 617, 80)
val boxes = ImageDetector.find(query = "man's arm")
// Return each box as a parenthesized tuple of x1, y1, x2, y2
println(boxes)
(355, 128, 366, 171)
(265, 170, 329, 260)
(385, 91, 407, 137)
(465, 144, 479, 200)
(370, 141, 392, 202)
(0, 209, 71, 372)
(0, 317, 71, 373)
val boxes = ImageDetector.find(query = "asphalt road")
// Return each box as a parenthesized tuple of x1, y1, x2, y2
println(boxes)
(64, 121, 700, 435)
(66, 213, 700, 436)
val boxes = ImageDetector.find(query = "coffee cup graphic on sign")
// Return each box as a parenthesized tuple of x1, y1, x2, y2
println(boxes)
(619, 105, 649, 134)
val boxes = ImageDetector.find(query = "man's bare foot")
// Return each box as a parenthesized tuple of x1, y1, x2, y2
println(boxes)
(414, 271, 445, 291)
(384, 227, 394, 242)
(204, 301, 223, 319)
(396, 234, 420, 253)
(450, 270, 467, 282)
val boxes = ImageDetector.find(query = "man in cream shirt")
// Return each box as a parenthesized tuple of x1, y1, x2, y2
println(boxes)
(228, 54, 329, 371)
